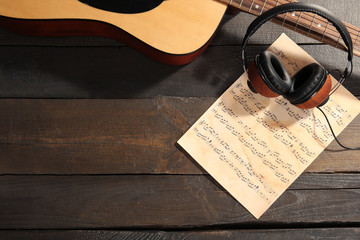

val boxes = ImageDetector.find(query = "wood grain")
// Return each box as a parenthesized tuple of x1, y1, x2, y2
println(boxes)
(0, 175, 359, 229)
(0, 228, 359, 240)
(0, 0, 359, 235)
(0, 45, 358, 99)
(0, 0, 359, 48)
(0, 98, 359, 175)
(0, 0, 226, 56)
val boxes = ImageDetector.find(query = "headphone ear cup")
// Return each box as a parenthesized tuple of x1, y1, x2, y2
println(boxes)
(284, 63, 332, 109)
(248, 51, 293, 97)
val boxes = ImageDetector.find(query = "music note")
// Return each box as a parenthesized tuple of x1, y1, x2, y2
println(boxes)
(178, 33, 360, 219)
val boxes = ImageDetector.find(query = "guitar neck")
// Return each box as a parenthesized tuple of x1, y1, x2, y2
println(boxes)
(219, 0, 360, 57)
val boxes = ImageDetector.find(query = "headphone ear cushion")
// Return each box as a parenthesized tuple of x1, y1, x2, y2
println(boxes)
(284, 63, 331, 108)
(255, 50, 293, 95)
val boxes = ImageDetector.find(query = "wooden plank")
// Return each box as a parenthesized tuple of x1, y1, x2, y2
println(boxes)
(0, 0, 359, 47)
(0, 228, 359, 240)
(291, 173, 360, 190)
(0, 98, 359, 174)
(0, 45, 358, 99)
(0, 175, 359, 229)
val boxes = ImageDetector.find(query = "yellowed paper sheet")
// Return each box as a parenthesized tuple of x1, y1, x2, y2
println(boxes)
(177, 33, 360, 219)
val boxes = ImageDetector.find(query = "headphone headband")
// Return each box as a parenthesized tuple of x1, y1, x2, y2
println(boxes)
(241, 2, 353, 77)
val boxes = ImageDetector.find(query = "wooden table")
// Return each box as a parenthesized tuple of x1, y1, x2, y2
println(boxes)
(0, 0, 359, 239)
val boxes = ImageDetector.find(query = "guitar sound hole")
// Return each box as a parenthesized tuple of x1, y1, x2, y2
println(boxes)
(79, 0, 164, 14)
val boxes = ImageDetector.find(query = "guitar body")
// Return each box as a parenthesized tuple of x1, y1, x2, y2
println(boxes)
(0, 0, 227, 65)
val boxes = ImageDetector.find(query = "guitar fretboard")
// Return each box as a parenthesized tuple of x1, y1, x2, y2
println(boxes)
(219, 0, 360, 57)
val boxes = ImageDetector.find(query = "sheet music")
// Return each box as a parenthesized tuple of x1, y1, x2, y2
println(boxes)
(178, 33, 360, 219)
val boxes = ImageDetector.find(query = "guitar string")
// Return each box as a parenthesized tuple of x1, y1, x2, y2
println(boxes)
(249, 0, 360, 40)
(229, 0, 360, 50)
(280, 0, 360, 34)
(227, 0, 359, 150)
(250, 0, 360, 151)
(242, 0, 355, 87)
(264, 1, 360, 151)
(273, 0, 359, 45)
(237, 0, 360, 37)
(229, 0, 360, 48)
(224, 0, 359, 151)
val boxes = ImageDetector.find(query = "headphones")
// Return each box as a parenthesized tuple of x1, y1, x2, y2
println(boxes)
(241, 2, 353, 109)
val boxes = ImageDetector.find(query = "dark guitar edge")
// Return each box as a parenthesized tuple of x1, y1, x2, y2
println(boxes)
(0, 15, 219, 65)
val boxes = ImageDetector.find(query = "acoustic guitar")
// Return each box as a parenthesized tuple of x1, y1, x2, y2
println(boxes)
(0, 0, 359, 65)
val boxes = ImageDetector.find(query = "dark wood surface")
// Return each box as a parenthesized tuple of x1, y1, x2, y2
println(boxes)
(0, 0, 360, 239)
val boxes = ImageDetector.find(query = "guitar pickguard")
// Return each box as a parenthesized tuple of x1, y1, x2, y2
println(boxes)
(78, 0, 164, 14)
